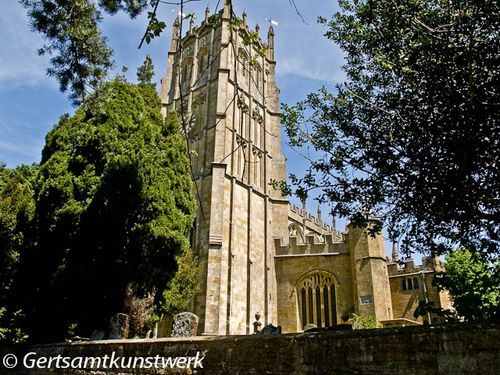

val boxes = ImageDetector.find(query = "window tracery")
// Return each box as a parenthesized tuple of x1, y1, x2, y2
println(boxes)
(297, 271, 337, 328)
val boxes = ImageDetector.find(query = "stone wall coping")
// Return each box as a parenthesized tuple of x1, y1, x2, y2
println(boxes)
(275, 252, 341, 258)
(3, 322, 498, 351)
(2, 323, 498, 375)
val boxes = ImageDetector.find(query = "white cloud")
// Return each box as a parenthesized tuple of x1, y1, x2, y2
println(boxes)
(278, 54, 346, 84)
(0, 139, 42, 160)
(0, 1, 55, 89)
(263, 1, 346, 85)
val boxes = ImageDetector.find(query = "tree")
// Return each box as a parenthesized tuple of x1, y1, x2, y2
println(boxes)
(19, 0, 163, 104)
(282, 0, 500, 259)
(0, 164, 35, 343)
(137, 55, 155, 85)
(433, 249, 499, 321)
(20, 0, 114, 104)
(0, 164, 35, 305)
(11, 79, 198, 342)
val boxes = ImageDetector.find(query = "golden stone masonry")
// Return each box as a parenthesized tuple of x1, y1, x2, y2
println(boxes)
(159, 3, 451, 335)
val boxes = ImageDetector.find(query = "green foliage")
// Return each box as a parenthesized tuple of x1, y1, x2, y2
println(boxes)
(0, 164, 35, 343)
(413, 300, 458, 324)
(20, 0, 152, 104)
(229, 15, 242, 29)
(20, 0, 114, 105)
(0, 164, 35, 300)
(242, 31, 259, 46)
(0, 308, 5, 341)
(0, 308, 28, 344)
(207, 13, 221, 29)
(349, 313, 378, 329)
(281, 0, 500, 259)
(11, 80, 196, 342)
(99, 0, 148, 17)
(159, 246, 199, 316)
(137, 55, 155, 85)
(433, 249, 499, 322)
(144, 10, 166, 44)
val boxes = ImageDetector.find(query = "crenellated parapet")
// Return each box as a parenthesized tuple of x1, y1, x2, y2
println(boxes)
(274, 232, 348, 257)
(288, 203, 332, 236)
(387, 256, 442, 277)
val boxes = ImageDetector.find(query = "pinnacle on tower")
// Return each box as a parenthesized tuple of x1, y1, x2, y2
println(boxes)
(242, 10, 247, 27)
(391, 240, 399, 262)
(189, 16, 195, 33)
(170, 17, 180, 52)
(267, 25, 275, 61)
(205, 7, 210, 22)
(223, 0, 231, 18)
(331, 207, 337, 237)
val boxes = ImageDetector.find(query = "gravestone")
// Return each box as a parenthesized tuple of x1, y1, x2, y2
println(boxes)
(303, 323, 317, 331)
(157, 315, 174, 338)
(259, 324, 282, 335)
(108, 313, 129, 339)
(90, 330, 105, 341)
(171, 312, 199, 337)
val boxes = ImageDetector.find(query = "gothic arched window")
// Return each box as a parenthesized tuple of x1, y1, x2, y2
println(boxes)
(237, 48, 249, 87)
(252, 64, 263, 94)
(197, 48, 210, 78)
(180, 57, 193, 91)
(296, 271, 337, 329)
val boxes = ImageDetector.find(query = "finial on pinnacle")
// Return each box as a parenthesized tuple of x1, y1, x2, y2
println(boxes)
(171, 17, 180, 51)
(301, 198, 307, 217)
(267, 23, 275, 61)
(242, 10, 247, 26)
(391, 240, 399, 262)
(223, 0, 231, 18)
(189, 16, 195, 32)
(331, 207, 337, 237)
(255, 23, 260, 34)
(205, 7, 210, 21)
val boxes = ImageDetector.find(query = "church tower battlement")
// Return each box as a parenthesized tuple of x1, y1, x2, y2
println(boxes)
(160, 1, 289, 335)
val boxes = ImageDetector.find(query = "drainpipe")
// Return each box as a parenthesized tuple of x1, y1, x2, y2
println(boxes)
(421, 271, 432, 324)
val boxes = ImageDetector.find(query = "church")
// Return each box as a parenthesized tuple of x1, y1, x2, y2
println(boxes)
(159, 2, 451, 335)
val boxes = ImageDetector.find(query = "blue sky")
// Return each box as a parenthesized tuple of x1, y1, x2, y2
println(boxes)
(0, 1, 410, 255)
(0, 1, 342, 166)
(0, 0, 343, 202)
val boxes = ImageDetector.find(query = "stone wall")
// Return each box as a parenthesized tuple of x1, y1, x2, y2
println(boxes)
(2, 323, 498, 374)
(388, 258, 453, 324)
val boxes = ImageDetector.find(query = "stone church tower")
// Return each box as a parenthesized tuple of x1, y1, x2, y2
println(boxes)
(160, 2, 452, 335)
(160, 2, 289, 335)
